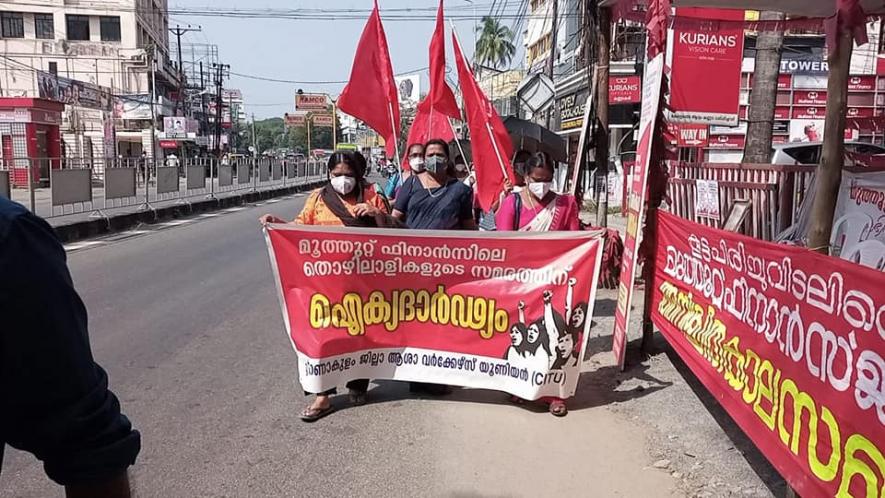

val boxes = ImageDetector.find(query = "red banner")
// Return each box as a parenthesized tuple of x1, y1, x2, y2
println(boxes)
(609, 76, 642, 104)
(265, 226, 604, 399)
(669, 8, 745, 126)
(613, 49, 666, 369)
(651, 212, 884, 498)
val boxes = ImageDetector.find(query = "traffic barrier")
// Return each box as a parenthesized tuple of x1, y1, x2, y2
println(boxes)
(105, 168, 137, 200)
(0, 170, 9, 199)
(259, 161, 271, 182)
(237, 163, 251, 185)
(186, 165, 206, 191)
(3, 156, 323, 220)
(156, 166, 180, 195)
(219, 164, 234, 187)
(51, 168, 92, 207)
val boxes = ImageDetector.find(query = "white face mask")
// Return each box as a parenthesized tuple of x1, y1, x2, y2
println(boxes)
(330, 175, 356, 195)
(409, 157, 425, 172)
(528, 181, 552, 199)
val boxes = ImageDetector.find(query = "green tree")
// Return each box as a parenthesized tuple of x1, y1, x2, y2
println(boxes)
(475, 16, 516, 69)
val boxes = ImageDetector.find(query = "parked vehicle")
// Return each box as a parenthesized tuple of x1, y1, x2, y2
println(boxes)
(770, 141, 885, 165)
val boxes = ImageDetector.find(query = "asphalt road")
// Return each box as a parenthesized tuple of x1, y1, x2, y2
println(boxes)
(1, 189, 677, 498)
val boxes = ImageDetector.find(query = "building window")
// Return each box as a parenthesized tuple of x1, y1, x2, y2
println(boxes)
(1, 12, 25, 38)
(48, 61, 57, 75)
(530, 0, 546, 12)
(34, 13, 54, 39)
(66, 15, 90, 41)
(100, 16, 121, 42)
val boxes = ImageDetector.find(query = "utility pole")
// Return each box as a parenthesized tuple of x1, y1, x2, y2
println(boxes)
(251, 113, 258, 157)
(169, 24, 201, 115)
(545, 0, 559, 129)
(595, 6, 611, 227)
(211, 63, 230, 158)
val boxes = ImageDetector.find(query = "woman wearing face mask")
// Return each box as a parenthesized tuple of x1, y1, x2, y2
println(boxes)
(384, 143, 425, 200)
(392, 139, 476, 231)
(495, 151, 580, 416)
(495, 151, 580, 233)
(259, 151, 392, 421)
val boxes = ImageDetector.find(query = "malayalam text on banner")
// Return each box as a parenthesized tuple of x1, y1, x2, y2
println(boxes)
(650, 211, 884, 498)
(265, 226, 605, 400)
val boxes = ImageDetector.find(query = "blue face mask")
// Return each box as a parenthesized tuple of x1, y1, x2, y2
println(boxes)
(424, 155, 446, 174)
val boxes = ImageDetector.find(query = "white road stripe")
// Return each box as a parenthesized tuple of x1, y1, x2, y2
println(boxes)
(157, 219, 193, 227)
(64, 240, 104, 251)
(197, 213, 221, 218)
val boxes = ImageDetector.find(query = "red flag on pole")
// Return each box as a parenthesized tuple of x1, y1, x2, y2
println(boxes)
(452, 29, 514, 212)
(401, 0, 462, 169)
(337, 1, 401, 158)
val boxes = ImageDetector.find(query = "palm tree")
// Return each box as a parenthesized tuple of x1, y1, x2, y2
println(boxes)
(474, 16, 516, 69)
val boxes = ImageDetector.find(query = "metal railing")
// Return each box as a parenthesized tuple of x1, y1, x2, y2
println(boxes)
(0, 156, 327, 221)
(664, 162, 816, 241)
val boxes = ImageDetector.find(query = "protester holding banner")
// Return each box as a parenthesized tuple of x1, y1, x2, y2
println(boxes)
(496, 152, 581, 233)
(259, 150, 395, 420)
(392, 139, 476, 231)
(496, 151, 582, 416)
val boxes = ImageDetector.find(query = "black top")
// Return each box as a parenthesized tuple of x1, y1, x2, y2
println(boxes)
(0, 197, 140, 485)
(393, 175, 474, 230)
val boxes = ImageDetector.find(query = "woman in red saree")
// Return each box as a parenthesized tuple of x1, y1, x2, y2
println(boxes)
(495, 151, 581, 416)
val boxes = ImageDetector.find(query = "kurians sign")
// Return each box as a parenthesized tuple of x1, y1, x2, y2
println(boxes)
(669, 8, 745, 126)
(677, 32, 739, 50)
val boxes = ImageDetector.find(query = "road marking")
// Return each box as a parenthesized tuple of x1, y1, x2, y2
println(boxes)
(64, 240, 104, 252)
(197, 213, 221, 218)
(157, 219, 193, 227)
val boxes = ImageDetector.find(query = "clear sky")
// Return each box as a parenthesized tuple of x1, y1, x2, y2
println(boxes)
(172, 1, 528, 119)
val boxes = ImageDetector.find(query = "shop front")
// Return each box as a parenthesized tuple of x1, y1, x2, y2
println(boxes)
(0, 97, 63, 187)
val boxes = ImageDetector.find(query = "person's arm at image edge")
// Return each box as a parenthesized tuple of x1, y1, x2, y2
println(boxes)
(0, 209, 140, 497)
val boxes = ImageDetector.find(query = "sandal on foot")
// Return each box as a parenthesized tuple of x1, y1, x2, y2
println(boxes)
(349, 390, 368, 406)
(300, 404, 335, 422)
(549, 401, 568, 417)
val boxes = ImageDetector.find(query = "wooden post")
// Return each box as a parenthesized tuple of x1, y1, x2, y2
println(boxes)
(807, 29, 853, 254)
(595, 7, 611, 227)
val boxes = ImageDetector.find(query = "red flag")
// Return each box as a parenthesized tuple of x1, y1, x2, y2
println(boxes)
(401, 0, 462, 169)
(337, 1, 401, 158)
(452, 30, 514, 212)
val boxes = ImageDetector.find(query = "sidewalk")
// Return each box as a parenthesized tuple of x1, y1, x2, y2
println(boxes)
(579, 208, 784, 497)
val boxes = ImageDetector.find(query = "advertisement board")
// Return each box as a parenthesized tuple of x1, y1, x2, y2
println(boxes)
(669, 8, 745, 126)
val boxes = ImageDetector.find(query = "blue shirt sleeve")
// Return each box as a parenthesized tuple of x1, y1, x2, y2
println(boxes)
(383, 171, 399, 199)
(393, 175, 414, 214)
(0, 203, 140, 485)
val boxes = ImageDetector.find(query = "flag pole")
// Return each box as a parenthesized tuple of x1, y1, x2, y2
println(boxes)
(451, 24, 509, 181)
(388, 100, 402, 164)
(448, 118, 471, 172)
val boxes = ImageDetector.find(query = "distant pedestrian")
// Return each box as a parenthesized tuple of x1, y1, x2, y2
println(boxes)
(0, 196, 141, 494)
(259, 150, 398, 422)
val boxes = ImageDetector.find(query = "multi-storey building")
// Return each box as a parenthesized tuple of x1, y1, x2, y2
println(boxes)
(0, 0, 181, 164)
